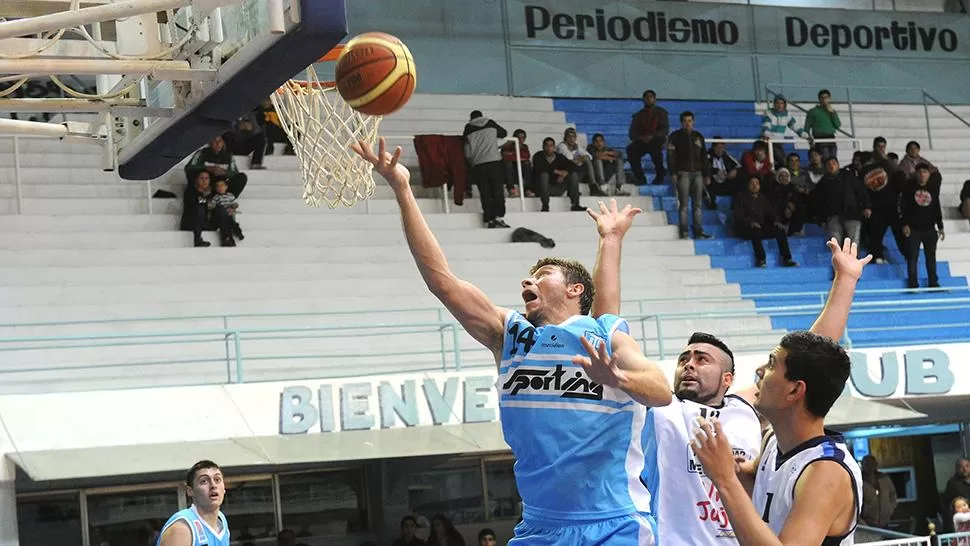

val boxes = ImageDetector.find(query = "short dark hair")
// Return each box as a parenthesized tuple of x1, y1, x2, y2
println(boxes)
(513, 128, 526, 139)
(688, 332, 735, 374)
(531, 257, 594, 315)
(470, 110, 482, 120)
(277, 529, 296, 540)
(542, 137, 555, 146)
(787, 152, 800, 160)
(592, 132, 604, 141)
(818, 89, 831, 99)
(906, 140, 921, 151)
(680, 111, 694, 122)
(400, 515, 417, 528)
(479, 528, 496, 540)
(779, 331, 850, 418)
(753, 140, 768, 151)
(915, 162, 931, 172)
(888, 152, 899, 161)
(186, 460, 220, 486)
(825, 156, 840, 166)
(873, 136, 887, 147)
(747, 174, 762, 184)
(643, 89, 656, 99)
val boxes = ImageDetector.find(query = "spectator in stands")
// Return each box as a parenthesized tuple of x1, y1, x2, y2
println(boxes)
(860, 455, 898, 529)
(463, 110, 509, 228)
(477, 528, 497, 546)
(961, 180, 970, 227)
(391, 515, 426, 546)
(901, 163, 944, 289)
(259, 99, 294, 156)
(210, 179, 244, 247)
(862, 149, 906, 264)
(807, 147, 826, 184)
(953, 498, 970, 535)
(627, 89, 669, 185)
(501, 128, 533, 198)
(899, 140, 938, 177)
(804, 89, 842, 160)
(733, 175, 798, 268)
(427, 514, 465, 546)
(187, 171, 212, 248)
(223, 112, 267, 170)
(668, 111, 712, 240)
(587, 133, 629, 196)
(705, 137, 741, 209)
(185, 135, 248, 198)
(277, 529, 309, 546)
(558, 127, 604, 196)
(740, 141, 773, 184)
(532, 137, 583, 212)
(761, 95, 808, 168)
(814, 156, 871, 246)
(942, 458, 970, 532)
(844, 151, 864, 180)
(769, 168, 805, 236)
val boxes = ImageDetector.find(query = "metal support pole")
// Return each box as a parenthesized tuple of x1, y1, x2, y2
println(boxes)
(233, 332, 243, 382)
(923, 92, 934, 149)
(223, 316, 231, 381)
(846, 87, 856, 138)
(12, 137, 22, 215)
(451, 323, 462, 370)
(515, 138, 526, 212)
(146, 179, 153, 215)
(655, 315, 665, 359)
(437, 309, 447, 371)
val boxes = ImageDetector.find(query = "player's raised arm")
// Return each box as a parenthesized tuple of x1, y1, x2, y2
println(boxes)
(353, 138, 508, 355)
(588, 199, 641, 317)
(690, 420, 855, 546)
(574, 332, 672, 407)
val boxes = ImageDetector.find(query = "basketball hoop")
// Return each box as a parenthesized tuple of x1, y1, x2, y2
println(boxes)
(270, 62, 382, 209)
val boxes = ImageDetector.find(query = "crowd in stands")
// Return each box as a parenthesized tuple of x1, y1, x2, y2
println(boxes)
(391, 514, 497, 546)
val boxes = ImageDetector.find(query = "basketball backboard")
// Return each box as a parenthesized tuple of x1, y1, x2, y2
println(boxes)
(0, 0, 347, 179)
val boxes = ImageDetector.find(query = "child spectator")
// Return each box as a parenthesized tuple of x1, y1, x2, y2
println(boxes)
(587, 133, 629, 195)
(209, 180, 244, 247)
(901, 163, 944, 289)
(190, 172, 212, 248)
(501, 129, 533, 197)
(733, 175, 798, 268)
(761, 95, 808, 168)
(953, 497, 970, 538)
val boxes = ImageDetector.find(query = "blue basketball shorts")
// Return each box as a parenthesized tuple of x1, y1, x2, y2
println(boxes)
(508, 512, 657, 546)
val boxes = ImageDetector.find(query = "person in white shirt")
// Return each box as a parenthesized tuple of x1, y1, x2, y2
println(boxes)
(558, 128, 606, 197)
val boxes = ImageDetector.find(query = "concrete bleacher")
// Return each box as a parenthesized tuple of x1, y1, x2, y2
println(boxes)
(0, 94, 783, 395)
(557, 98, 970, 347)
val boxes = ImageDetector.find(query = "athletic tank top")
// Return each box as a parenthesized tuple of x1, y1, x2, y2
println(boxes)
(498, 311, 649, 521)
(641, 395, 763, 545)
(753, 432, 862, 546)
(157, 506, 230, 546)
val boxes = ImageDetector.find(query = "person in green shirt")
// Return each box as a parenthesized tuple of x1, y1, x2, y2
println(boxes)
(804, 89, 842, 161)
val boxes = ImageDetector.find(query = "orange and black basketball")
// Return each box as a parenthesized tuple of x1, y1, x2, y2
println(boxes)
(334, 32, 416, 116)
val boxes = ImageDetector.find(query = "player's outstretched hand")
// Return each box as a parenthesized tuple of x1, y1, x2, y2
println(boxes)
(572, 335, 627, 389)
(587, 198, 642, 240)
(827, 237, 872, 280)
(351, 137, 410, 192)
(689, 416, 739, 486)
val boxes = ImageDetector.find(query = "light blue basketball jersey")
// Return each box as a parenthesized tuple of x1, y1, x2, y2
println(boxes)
(498, 311, 652, 522)
(157, 506, 230, 546)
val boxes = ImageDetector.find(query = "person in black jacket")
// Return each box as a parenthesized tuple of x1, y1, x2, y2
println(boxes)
(667, 111, 712, 240)
(861, 152, 907, 264)
(531, 137, 583, 212)
(733, 175, 798, 268)
(814, 156, 871, 245)
(961, 179, 970, 227)
(705, 138, 740, 209)
(901, 164, 945, 289)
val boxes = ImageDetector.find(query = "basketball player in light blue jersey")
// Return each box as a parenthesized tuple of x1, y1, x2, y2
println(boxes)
(158, 460, 230, 546)
(353, 138, 673, 545)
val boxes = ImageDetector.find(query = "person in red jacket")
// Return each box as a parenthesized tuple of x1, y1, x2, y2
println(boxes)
(740, 141, 774, 185)
(626, 89, 669, 185)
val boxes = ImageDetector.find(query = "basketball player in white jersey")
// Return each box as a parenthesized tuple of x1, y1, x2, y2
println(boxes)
(689, 238, 871, 546)
(590, 237, 867, 546)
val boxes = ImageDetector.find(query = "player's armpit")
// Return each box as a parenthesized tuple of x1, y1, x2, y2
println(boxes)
(432, 277, 509, 356)
(777, 460, 855, 546)
(158, 521, 193, 546)
(611, 331, 673, 407)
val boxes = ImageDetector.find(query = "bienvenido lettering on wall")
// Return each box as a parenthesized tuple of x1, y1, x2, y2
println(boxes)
(524, 5, 739, 45)
(786, 16, 958, 56)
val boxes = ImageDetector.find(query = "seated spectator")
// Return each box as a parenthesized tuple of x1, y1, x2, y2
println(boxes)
(788, 153, 816, 227)
(223, 112, 266, 170)
(899, 140, 938, 177)
(188, 171, 212, 248)
(668, 111, 712, 240)
(807, 147, 826, 185)
(769, 168, 805, 236)
(843, 151, 864, 179)
(741, 141, 773, 183)
(391, 516, 426, 546)
(209, 180, 244, 247)
(733, 175, 798, 268)
(815, 156, 871, 246)
(185, 135, 248, 198)
(587, 133, 629, 195)
(427, 514, 465, 546)
(277, 529, 310, 546)
(901, 163, 944, 289)
(533, 137, 583, 212)
(477, 528, 497, 546)
(259, 99, 294, 156)
(705, 137, 740, 209)
(761, 95, 808, 168)
(961, 180, 970, 226)
(626, 89, 669, 185)
(558, 128, 604, 196)
(501, 128, 533, 197)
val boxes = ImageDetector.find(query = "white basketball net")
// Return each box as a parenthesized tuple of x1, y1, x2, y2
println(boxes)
(270, 66, 383, 208)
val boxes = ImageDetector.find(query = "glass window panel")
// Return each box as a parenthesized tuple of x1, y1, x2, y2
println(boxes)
(279, 469, 368, 539)
(407, 461, 485, 525)
(485, 459, 521, 521)
(18, 493, 83, 546)
(87, 489, 178, 546)
(222, 478, 277, 543)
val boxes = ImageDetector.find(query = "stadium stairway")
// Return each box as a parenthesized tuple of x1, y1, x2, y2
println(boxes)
(556, 98, 970, 348)
(0, 94, 783, 394)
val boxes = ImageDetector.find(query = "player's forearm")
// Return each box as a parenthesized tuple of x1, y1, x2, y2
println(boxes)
(614, 346, 672, 407)
(809, 273, 859, 342)
(394, 186, 457, 295)
(591, 235, 623, 317)
(714, 476, 783, 546)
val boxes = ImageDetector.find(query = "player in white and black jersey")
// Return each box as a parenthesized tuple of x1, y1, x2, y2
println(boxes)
(689, 239, 871, 546)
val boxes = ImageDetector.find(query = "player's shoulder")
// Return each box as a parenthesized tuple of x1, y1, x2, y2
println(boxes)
(159, 518, 194, 546)
(794, 459, 855, 502)
(591, 313, 631, 336)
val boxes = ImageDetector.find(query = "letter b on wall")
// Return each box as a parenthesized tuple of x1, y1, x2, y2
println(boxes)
(904, 349, 954, 395)
(280, 386, 318, 434)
